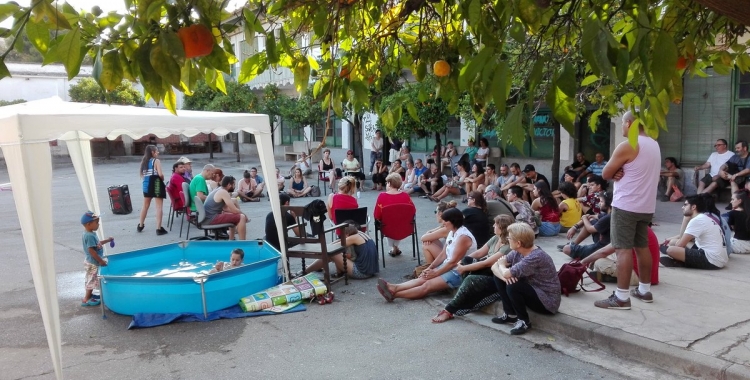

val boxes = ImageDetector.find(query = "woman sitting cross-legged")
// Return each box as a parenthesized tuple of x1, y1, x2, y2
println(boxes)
(490, 222, 561, 335)
(302, 221, 380, 279)
(421, 200, 458, 264)
(371, 159, 389, 191)
(431, 215, 514, 323)
(376, 208, 477, 302)
(286, 167, 312, 198)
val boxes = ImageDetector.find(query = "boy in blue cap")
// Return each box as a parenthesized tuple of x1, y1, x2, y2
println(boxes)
(80, 211, 113, 307)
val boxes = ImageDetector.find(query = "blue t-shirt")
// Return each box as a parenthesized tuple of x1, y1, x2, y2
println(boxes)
(414, 166, 428, 178)
(253, 175, 264, 184)
(82, 231, 102, 265)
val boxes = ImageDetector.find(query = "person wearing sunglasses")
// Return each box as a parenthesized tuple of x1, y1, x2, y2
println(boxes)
(694, 139, 734, 194)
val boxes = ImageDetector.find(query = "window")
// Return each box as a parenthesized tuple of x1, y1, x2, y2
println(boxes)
(409, 117, 460, 153)
(280, 119, 305, 145)
(241, 131, 256, 144)
(501, 110, 555, 159)
(738, 71, 750, 100)
(314, 117, 342, 147)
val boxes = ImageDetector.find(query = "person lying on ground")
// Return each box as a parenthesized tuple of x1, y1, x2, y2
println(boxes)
(376, 208, 477, 302)
(431, 215, 513, 323)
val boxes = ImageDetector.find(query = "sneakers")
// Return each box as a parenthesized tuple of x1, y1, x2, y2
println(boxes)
(630, 288, 654, 303)
(156, 227, 168, 235)
(660, 256, 685, 267)
(510, 320, 531, 335)
(556, 244, 566, 251)
(594, 292, 631, 310)
(491, 313, 518, 324)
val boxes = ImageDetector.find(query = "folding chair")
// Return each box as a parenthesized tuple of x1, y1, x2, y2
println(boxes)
(374, 203, 419, 268)
(191, 196, 234, 240)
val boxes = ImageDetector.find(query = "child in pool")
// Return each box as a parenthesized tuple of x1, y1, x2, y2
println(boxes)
(210, 248, 245, 273)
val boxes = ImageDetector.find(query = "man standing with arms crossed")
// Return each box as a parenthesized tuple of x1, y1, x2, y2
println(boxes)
(595, 111, 661, 310)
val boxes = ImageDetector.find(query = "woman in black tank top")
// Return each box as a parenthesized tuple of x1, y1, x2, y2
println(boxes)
(320, 149, 340, 191)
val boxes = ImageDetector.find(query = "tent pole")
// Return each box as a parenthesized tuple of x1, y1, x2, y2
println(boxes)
(256, 132, 290, 282)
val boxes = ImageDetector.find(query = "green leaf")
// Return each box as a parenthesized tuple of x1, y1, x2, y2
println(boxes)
(150, 42, 181, 88)
(119, 48, 136, 81)
(592, 30, 617, 81)
(42, 1, 72, 30)
(581, 15, 601, 76)
(0, 3, 19, 24)
(160, 29, 185, 66)
(278, 27, 294, 57)
(459, 47, 492, 91)
(57, 28, 83, 80)
(214, 71, 227, 94)
(414, 61, 427, 81)
(616, 47, 629, 85)
(293, 59, 311, 93)
(546, 80, 576, 135)
(627, 117, 640, 147)
(243, 9, 265, 34)
(588, 108, 603, 132)
(100, 50, 124, 91)
(526, 58, 545, 108)
(406, 102, 420, 122)
(266, 33, 278, 64)
(652, 31, 678, 93)
(467, 0, 481, 26)
(92, 48, 103, 87)
(491, 60, 511, 113)
(238, 53, 267, 84)
(509, 19, 525, 44)
(25, 19, 49, 54)
(558, 61, 576, 98)
(180, 60, 197, 95)
(135, 42, 164, 104)
(0, 59, 10, 80)
(307, 55, 319, 71)
(516, 0, 541, 33)
(503, 105, 527, 153)
(349, 80, 369, 108)
(164, 86, 177, 115)
(204, 43, 230, 73)
(581, 74, 599, 86)
(313, 9, 327, 37)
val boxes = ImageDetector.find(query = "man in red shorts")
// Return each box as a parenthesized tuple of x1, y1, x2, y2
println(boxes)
(203, 176, 248, 240)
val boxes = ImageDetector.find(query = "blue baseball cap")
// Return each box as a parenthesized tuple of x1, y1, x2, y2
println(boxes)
(80, 211, 99, 225)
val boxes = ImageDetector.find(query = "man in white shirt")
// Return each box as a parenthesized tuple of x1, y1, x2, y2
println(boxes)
(695, 139, 735, 194)
(660, 194, 727, 269)
(290, 151, 311, 177)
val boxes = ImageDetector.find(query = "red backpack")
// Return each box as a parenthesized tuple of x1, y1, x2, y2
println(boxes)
(557, 261, 605, 297)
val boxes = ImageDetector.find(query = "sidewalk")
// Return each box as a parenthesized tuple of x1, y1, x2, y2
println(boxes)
(432, 200, 750, 379)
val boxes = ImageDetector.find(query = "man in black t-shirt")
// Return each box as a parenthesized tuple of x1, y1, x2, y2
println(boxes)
(264, 193, 300, 251)
(520, 164, 549, 201)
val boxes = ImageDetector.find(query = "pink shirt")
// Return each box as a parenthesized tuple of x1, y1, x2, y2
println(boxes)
(612, 135, 661, 214)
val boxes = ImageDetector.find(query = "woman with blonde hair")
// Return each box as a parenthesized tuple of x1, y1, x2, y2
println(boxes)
(137, 145, 167, 235)
(491, 223, 561, 335)
(432, 214, 514, 323)
(327, 176, 359, 236)
(373, 173, 414, 256)
(420, 200, 458, 264)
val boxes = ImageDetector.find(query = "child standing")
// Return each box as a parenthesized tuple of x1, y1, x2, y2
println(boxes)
(81, 211, 113, 307)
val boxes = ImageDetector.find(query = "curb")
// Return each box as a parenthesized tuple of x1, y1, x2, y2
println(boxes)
(427, 296, 749, 380)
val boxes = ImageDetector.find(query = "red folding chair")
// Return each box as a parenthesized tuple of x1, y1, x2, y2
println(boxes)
(374, 203, 419, 268)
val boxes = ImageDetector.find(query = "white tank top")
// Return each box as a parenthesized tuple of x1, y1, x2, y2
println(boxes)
(612, 135, 661, 214)
(444, 226, 478, 265)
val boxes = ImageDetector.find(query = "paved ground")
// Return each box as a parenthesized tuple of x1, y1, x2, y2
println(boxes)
(0, 152, 746, 379)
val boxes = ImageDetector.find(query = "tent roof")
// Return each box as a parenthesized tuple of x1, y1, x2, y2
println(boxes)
(0, 97, 286, 380)
(0, 97, 272, 144)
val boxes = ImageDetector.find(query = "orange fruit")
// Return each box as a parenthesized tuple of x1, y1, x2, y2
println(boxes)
(178, 24, 214, 59)
(433, 60, 450, 77)
(339, 67, 351, 79)
(676, 56, 687, 70)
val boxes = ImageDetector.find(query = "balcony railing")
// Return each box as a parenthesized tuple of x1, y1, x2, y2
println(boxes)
(244, 66, 295, 89)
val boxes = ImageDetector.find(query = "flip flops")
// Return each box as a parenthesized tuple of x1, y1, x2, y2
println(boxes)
(431, 310, 454, 323)
(81, 298, 100, 307)
(376, 278, 394, 302)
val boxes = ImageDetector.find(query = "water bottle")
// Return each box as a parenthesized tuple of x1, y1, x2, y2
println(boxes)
(356, 191, 361, 198)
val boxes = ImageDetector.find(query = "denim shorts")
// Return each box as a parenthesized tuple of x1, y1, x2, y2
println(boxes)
(440, 269, 463, 289)
(684, 248, 721, 270)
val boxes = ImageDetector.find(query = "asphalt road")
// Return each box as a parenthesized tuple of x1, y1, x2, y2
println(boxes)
(0, 159, 627, 380)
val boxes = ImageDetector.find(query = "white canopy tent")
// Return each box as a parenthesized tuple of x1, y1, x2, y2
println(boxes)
(0, 97, 290, 380)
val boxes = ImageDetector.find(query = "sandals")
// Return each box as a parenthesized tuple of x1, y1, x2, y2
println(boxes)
(431, 310, 454, 323)
(388, 248, 402, 257)
(81, 298, 100, 307)
(376, 278, 394, 302)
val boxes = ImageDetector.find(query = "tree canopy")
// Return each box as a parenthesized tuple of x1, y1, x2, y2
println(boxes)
(1, 0, 748, 145)
(69, 77, 145, 106)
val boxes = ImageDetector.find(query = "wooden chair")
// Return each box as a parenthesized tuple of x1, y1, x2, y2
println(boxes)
(191, 196, 234, 240)
(280, 205, 349, 289)
(374, 203, 419, 268)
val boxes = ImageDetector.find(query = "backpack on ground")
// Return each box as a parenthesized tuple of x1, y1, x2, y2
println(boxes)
(558, 261, 605, 297)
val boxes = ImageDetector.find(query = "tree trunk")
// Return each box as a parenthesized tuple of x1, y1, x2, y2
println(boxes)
(351, 113, 364, 168)
(105, 138, 111, 160)
(435, 131, 442, 167)
(693, 0, 750, 26)
(551, 122, 561, 190)
(208, 133, 214, 159)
